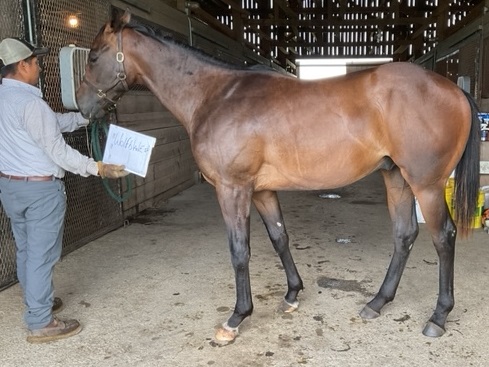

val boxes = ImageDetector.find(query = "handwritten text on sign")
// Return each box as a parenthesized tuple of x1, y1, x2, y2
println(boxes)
(103, 124, 156, 177)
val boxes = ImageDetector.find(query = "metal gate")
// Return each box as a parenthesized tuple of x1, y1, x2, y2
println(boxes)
(0, 0, 122, 290)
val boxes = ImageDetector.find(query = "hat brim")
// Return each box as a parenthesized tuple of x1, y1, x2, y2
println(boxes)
(32, 47, 50, 56)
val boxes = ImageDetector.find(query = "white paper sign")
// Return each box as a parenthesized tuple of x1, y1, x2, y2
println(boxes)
(103, 124, 156, 177)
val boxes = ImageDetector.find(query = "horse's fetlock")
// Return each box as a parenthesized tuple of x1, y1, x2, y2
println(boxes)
(222, 322, 239, 333)
(439, 298, 454, 313)
(236, 305, 253, 319)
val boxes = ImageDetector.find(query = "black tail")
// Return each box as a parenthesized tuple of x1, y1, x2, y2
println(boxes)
(454, 90, 480, 234)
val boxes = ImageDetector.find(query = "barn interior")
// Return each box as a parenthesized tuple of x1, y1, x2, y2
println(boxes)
(0, 1, 488, 365)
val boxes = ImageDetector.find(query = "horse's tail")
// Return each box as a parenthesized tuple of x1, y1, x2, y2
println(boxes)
(454, 90, 480, 235)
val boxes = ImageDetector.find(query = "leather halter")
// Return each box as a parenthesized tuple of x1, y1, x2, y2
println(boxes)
(82, 29, 129, 111)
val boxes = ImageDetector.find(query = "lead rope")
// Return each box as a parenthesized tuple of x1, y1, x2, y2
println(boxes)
(85, 117, 133, 202)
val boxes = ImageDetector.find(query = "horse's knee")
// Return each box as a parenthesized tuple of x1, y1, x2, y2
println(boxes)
(406, 225, 419, 244)
(229, 244, 250, 268)
(393, 222, 419, 252)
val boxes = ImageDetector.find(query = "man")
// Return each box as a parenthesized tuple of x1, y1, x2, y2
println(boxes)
(0, 37, 128, 343)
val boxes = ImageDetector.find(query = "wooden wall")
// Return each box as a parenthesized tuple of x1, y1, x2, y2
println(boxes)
(116, 91, 197, 218)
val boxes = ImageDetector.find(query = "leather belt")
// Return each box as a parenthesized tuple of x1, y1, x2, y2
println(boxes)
(0, 172, 56, 182)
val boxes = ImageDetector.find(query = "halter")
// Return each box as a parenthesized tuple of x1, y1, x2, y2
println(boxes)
(82, 29, 129, 111)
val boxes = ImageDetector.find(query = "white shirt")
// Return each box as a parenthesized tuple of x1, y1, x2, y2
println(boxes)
(0, 78, 98, 178)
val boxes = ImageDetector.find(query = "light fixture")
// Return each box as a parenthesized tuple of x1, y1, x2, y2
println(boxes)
(67, 14, 79, 28)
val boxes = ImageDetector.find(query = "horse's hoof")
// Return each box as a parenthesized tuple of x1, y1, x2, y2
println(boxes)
(422, 321, 445, 337)
(280, 299, 299, 313)
(215, 323, 238, 342)
(359, 305, 380, 319)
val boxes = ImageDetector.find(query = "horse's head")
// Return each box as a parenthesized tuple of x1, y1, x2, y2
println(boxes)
(76, 9, 134, 119)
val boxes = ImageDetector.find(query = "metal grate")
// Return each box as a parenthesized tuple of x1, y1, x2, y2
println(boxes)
(36, 0, 123, 254)
(0, 212, 16, 291)
(0, 0, 26, 291)
(62, 128, 123, 255)
(0, 0, 125, 290)
(0, 0, 24, 39)
(36, 0, 110, 112)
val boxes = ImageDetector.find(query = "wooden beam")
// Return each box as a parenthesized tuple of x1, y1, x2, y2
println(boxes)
(191, 7, 236, 40)
(393, 0, 455, 55)
(273, 0, 297, 18)
(268, 39, 411, 48)
(220, 0, 249, 15)
(244, 17, 431, 27)
(187, 0, 484, 68)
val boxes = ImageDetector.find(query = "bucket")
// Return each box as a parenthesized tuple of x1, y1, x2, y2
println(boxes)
(481, 185, 489, 210)
(443, 180, 483, 228)
(471, 190, 485, 229)
(445, 181, 454, 217)
(416, 179, 455, 223)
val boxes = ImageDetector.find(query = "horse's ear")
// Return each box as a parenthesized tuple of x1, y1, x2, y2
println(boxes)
(120, 9, 132, 26)
(108, 8, 131, 32)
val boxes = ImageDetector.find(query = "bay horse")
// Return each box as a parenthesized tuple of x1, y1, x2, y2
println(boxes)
(76, 10, 480, 341)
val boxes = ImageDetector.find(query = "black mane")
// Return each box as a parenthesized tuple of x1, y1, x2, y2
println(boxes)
(125, 21, 247, 70)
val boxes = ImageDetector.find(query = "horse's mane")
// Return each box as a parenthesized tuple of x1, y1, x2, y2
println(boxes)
(125, 21, 248, 71)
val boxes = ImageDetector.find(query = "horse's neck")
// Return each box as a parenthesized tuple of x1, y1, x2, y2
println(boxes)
(137, 40, 229, 133)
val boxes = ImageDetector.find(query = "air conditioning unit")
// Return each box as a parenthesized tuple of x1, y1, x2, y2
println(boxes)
(59, 45, 90, 110)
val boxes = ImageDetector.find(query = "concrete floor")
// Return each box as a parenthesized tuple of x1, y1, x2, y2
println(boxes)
(1, 172, 489, 367)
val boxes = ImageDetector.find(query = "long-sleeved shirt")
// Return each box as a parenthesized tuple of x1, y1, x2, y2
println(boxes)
(0, 78, 98, 178)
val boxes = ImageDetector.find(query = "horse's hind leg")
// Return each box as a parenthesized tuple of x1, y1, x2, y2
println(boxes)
(252, 190, 304, 312)
(415, 186, 456, 337)
(360, 168, 419, 319)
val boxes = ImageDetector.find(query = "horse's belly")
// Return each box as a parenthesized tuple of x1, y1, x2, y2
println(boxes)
(254, 162, 374, 191)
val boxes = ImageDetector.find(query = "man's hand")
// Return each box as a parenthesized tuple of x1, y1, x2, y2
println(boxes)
(96, 161, 129, 178)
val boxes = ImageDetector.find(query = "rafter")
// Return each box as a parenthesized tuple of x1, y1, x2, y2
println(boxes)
(186, 0, 484, 72)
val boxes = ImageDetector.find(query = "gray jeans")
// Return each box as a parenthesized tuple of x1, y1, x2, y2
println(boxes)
(0, 177, 66, 330)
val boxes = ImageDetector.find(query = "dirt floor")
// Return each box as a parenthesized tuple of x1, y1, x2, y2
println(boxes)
(1, 172, 489, 367)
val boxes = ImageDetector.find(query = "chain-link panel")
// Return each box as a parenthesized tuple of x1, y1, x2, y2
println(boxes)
(34, 0, 124, 256)
(0, 1, 125, 290)
(0, 0, 25, 290)
(36, 0, 110, 112)
(62, 127, 124, 254)
(0, 0, 24, 40)
(0, 211, 16, 291)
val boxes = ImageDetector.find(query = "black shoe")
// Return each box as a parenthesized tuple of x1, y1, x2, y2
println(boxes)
(52, 297, 64, 314)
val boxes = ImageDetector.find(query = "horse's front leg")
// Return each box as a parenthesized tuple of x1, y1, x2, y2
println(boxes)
(214, 184, 253, 342)
(252, 190, 303, 312)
